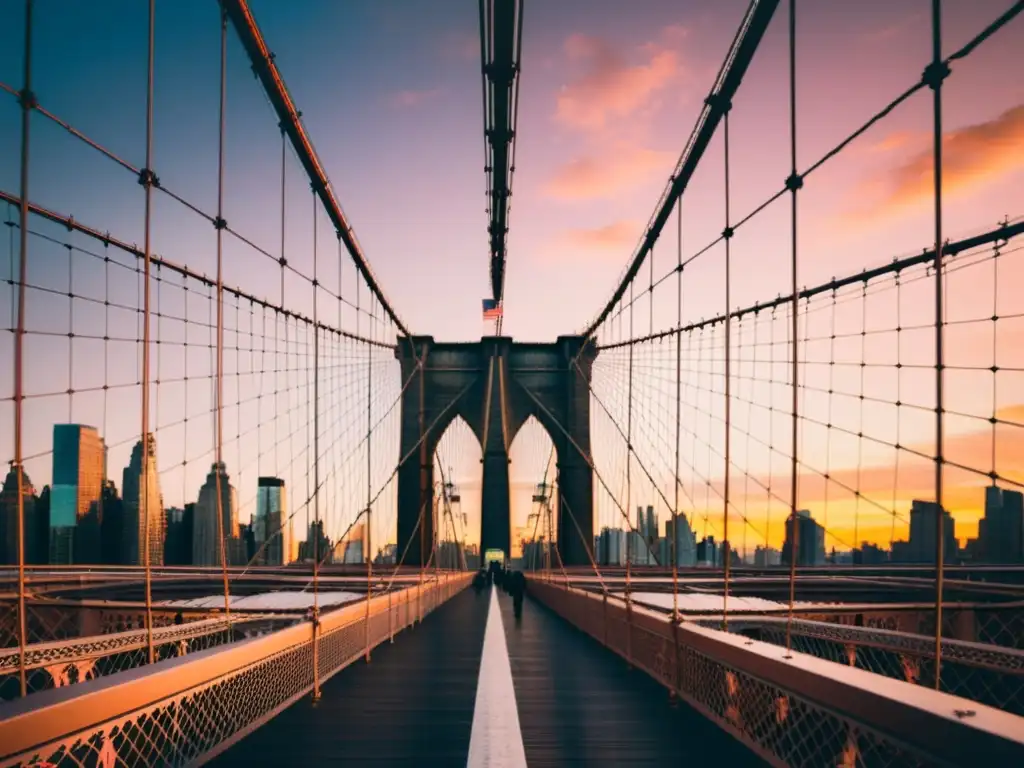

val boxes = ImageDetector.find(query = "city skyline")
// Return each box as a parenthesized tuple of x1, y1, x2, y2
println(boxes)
(0, 1, 1021, 557)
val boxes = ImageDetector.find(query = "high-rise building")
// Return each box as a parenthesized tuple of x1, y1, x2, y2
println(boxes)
(979, 486, 1023, 563)
(598, 526, 627, 566)
(33, 486, 50, 565)
(0, 463, 36, 565)
(122, 434, 165, 567)
(665, 513, 697, 566)
(781, 510, 826, 566)
(50, 424, 106, 564)
(335, 522, 366, 564)
(164, 504, 194, 565)
(753, 545, 781, 567)
(904, 500, 956, 564)
(192, 462, 239, 566)
(254, 477, 290, 566)
(99, 482, 125, 565)
(299, 519, 332, 564)
(631, 505, 659, 565)
(697, 535, 719, 566)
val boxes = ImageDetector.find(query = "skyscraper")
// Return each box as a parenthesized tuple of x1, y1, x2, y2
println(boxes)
(50, 424, 106, 564)
(192, 462, 238, 567)
(631, 504, 659, 565)
(666, 512, 697, 566)
(0, 463, 36, 565)
(781, 509, 826, 566)
(906, 500, 956, 564)
(122, 434, 165, 567)
(979, 486, 1023, 563)
(254, 477, 290, 566)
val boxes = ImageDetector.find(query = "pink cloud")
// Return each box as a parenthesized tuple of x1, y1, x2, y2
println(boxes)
(388, 89, 441, 109)
(559, 219, 642, 251)
(556, 33, 682, 132)
(846, 104, 1024, 221)
(545, 145, 676, 200)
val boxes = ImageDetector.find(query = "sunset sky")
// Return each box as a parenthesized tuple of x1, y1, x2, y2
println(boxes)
(0, 0, 1021, 557)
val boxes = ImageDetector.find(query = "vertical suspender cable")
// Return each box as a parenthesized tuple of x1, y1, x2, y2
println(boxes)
(365, 295, 373, 662)
(625, 283, 634, 661)
(140, 0, 157, 664)
(214, 8, 232, 638)
(13, 0, 34, 698)
(929, 0, 947, 688)
(312, 189, 322, 701)
(785, 0, 800, 653)
(673, 198, 682, 621)
(722, 110, 732, 632)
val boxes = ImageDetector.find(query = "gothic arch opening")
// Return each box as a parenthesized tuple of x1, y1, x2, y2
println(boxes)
(432, 416, 481, 569)
(508, 416, 557, 570)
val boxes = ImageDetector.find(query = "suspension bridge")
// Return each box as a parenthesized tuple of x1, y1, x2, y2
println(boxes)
(1, 0, 1023, 765)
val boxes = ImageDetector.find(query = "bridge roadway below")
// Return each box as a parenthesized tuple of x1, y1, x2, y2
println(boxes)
(211, 583, 765, 766)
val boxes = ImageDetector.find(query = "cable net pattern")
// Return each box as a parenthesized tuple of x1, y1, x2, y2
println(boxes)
(0, 574, 470, 768)
(529, 579, 1018, 767)
(563, 0, 1024, 735)
(0, 0, 418, 712)
(0, 613, 293, 701)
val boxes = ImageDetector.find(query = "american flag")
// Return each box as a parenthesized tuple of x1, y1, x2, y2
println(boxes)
(482, 298, 503, 320)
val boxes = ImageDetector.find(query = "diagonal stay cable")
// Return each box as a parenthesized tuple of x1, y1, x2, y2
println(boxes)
(578, 356, 703, 538)
(309, 374, 480, 575)
(514, 376, 662, 566)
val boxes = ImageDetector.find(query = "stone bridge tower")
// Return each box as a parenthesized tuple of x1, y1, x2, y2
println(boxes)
(395, 336, 597, 567)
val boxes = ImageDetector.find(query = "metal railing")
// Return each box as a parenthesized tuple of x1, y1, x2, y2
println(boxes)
(696, 615, 1024, 717)
(0, 573, 471, 767)
(528, 578, 1024, 767)
(0, 613, 294, 701)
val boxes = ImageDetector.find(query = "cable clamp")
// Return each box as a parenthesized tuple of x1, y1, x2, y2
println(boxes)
(137, 168, 160, 189)
(921, 60, 951, 90)
(213, 217, 227, 230)
(785, 173, 803, 192)
(722, 226, 734, 240)
(18, 88, 36, 110)
(704, 93, 732, 113)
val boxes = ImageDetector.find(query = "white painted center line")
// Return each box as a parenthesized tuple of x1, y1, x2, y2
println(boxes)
(466, 587, 528, 768)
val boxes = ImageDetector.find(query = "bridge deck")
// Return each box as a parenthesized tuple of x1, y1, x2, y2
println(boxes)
(213, 584, 764, 766)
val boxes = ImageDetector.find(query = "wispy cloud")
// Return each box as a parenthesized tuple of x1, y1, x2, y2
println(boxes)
(555, 30, 684, 133)
(559, 219, 642, 251)
(387, 88, 441, 109)
(845, 105, 1024, 221)
(862, 13, 926, 43)
(867, 130, 925, 154)
(543, 26, 688, 203)
(544, 145, 676, 200)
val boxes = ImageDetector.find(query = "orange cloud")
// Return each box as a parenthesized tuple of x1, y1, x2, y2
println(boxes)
(677, 407, 1024, 549)
(556, 33, 681, 132)
(388, 89, 441, 109)
(560, 220, 642, 251)
(848, 104, 1024, 220)
(867, 130, 925, 153)
(545, 145, 676, 200)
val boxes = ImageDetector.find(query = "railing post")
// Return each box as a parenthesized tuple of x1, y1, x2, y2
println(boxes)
(388, 587, 394, 643)
(602, 592, 608, 647)
(310, 606, 320, 704)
